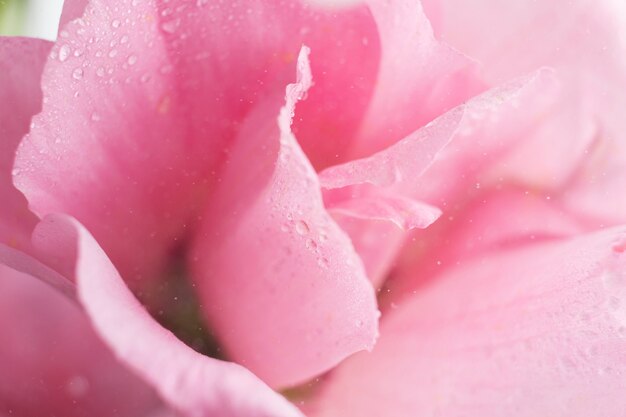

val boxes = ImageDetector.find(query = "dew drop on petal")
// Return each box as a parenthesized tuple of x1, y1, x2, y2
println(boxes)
(161, 18, 181, 34)
(59, 44, 71, 62)
(72, 68, 84, 80)
(295, 220, 310, 235)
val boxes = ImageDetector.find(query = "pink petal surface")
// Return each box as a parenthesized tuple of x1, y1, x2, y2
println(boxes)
(386, 188, 584, 302)
(327, 189, 442, 231)
(348, 0, 483, 159)
(0, 264, 160, 417)
(34, 214, 303, 417)
(58, 0, 89, 33)
(312, 227, 626, 417)
(0, 37, 51, 250)
(319, 69, 558, 286)
(435, 0, 626, 225)
(190, 48, 379, 388)
(13, 0, 380, 287)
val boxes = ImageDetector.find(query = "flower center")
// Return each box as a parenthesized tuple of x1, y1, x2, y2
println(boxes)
(138, 246, 225, 360)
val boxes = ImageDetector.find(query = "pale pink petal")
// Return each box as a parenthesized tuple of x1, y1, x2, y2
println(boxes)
(436, 0, 626, 224)
(0, 264, 160, 417)
(33, 214, 303, 417)
(312, 227, 626, 417)
(386, 188, 584, 300)
(58, 0, 88, 32)
(327, 190, 442, 231)
(319, 106, 464, 190)
(348, 0, 484, 158)
(190, 48, 379, 388)
(0, 37, 51, 250)
(319, 69, 558, 285)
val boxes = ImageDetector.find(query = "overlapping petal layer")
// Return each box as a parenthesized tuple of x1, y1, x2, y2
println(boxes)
(29, 214, 303, 417)
(313, 227, 626, 417)
(190, 48, 378, 388)
(320, 68, 558, 285)
(434, 0, 626, 225)
(0, 37, 51, 250)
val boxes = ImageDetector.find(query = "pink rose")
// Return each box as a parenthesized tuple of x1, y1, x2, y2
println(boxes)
(1, 0, 626, 416)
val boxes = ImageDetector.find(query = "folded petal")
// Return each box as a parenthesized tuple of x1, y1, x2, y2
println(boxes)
(319, 69, 558, 285)
(0, 37, 51, 250)
(436, 0, 626, 225)
(387, 188, 584, 300)
(190, 48, 379, 388)
(327, 189, 442, 231)
(312, 227, 626, 417)
(33, 214, 303, 417)
(0, 264, 160, 417)
(14, 0, 382, 289)
(348, 0, 483, 158)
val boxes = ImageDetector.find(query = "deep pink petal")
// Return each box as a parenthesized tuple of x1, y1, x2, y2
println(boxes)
(0, 37, 51, 250)
(33, 214, 303, 417)
(0, 264, 160, 417)
(190, 48, 379, 388)
(312, 227, 626, 417)
(14, 0, 380, 289)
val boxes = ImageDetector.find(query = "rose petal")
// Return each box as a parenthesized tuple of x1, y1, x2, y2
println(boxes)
(15, 0, 381, 288)
(33, 214, 303, 417)
(190, 47, 379, 388)
(327, 189, 442, 231)
(436, 0, 626, 225)
(0, 264, 160, 417)
(312, 227, 626, 417)
(319, 69, 558, 285)
(58, 0, 89, 32)
(0, 37, 51, 250)
(348, 0, 484, 158)
(386, 188, 584, 301)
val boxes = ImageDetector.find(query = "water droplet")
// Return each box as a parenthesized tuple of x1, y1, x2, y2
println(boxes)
(120, 35, 129, 44)
(66, 375, 89, 398)
(59, 44, 71, 62)
(306, 239, 317, 250)
(73, 49, 84, 57)
(317, 257, 329, 268)
(108, 49, 118, 58)
(295, 220, 309, 235)
(96, 67, 105, 77)
(280, 223, 289, 233)
(127, 55, 138, 66)
(161, 18, 181, 34)
(140, 73, 152, 83)
(91, 112, 101, 122)
(355, 319, 364, 328)
(111, 19, 121, 28)
(72, 68, 84, 80)
(160, 64, 173, 74)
